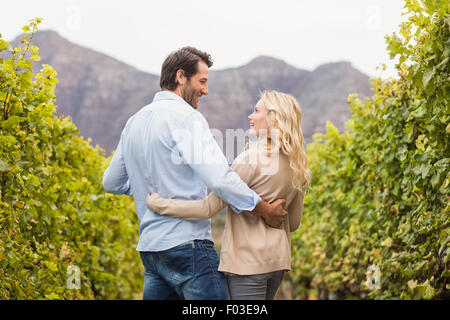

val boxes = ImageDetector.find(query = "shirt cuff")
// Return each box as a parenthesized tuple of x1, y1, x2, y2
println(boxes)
(229, 192, 262, 214)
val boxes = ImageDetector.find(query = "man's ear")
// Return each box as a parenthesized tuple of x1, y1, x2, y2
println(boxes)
(175, 69, 185, 86)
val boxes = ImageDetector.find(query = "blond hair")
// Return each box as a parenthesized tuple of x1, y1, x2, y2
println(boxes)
(259, 90, 311, 193)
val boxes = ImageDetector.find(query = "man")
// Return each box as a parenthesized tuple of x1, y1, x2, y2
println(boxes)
(103, 46, 287, 300)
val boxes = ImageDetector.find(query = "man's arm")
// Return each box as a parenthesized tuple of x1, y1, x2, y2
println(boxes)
(103, 135, 131, 195)
(174, 113, 286, 227)
(174, 112, 261, 212)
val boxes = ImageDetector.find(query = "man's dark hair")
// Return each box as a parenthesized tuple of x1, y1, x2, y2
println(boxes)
(160, 46, 213, 91)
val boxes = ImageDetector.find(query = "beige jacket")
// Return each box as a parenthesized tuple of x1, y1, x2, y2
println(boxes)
(146, 146, 304, 275)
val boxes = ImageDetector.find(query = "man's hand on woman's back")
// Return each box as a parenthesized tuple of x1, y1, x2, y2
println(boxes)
(252, 198, 287, 228)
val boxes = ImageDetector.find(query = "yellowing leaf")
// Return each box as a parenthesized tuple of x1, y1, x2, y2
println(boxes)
(417, 280, 436, 300)
(415, 134, 428, 152)
(0, 159, 9, 172)
(381, 237, 393, 247)
(44, 293, 61, 300)
(16, 201, 25, 209)
(44, 261, 58, 272)
(408, 279, 418, 290)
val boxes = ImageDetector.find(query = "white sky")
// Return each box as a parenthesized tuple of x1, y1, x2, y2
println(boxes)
(1, 0, 407, 78)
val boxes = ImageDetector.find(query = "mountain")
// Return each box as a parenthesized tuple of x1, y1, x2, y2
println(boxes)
(8, 30, 373, 154)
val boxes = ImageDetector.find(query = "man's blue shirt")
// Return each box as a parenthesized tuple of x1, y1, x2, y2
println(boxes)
(103, 91, 261, 251)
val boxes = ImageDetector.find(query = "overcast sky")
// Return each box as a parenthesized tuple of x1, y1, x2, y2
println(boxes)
(1, 0, 407, 78)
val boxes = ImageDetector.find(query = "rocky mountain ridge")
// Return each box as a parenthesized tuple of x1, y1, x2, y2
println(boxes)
(9, 30, 373, 154)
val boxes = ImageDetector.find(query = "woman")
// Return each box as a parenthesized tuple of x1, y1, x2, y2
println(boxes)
(146, 90, 311, 300)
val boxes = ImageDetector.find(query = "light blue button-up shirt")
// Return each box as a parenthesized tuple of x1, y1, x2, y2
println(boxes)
(103, 91, 261, 251)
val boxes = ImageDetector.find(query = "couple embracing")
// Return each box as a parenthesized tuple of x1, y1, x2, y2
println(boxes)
(103, 47, 311, 300)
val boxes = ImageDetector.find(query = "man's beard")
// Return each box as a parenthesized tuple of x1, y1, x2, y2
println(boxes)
(182, 83, 199, 109)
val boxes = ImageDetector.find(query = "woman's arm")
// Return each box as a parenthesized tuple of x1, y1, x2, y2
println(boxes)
(146, 150, 259, 221)
(288, 191, 305, 232)
(146, 191, 227, 220)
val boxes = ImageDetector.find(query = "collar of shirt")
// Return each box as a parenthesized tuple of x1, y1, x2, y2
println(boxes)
(153, 90, 187, 104)
(152, 91, 196, 115)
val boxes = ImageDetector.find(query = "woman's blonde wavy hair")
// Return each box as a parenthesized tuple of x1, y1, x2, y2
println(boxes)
(257, 90, 311, 193)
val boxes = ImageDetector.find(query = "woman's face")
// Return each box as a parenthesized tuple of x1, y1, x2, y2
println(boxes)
(248, 99, 270, 137)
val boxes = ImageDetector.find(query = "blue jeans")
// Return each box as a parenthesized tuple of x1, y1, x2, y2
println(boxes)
(139, 239, 230, 300)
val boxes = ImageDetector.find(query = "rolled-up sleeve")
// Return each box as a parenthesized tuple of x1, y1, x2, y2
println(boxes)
(103, 134, 131, 195)
(172, 112, 261, 213)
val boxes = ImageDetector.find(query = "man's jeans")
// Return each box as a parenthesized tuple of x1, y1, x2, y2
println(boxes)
(139, 239, 230, 300)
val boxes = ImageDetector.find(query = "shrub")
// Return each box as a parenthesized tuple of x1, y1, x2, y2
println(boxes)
(0, 19, 143, 299)
(289, 0, 449, 299)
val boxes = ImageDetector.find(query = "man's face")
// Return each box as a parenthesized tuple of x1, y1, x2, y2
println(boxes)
(182, 61, 209, 109)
